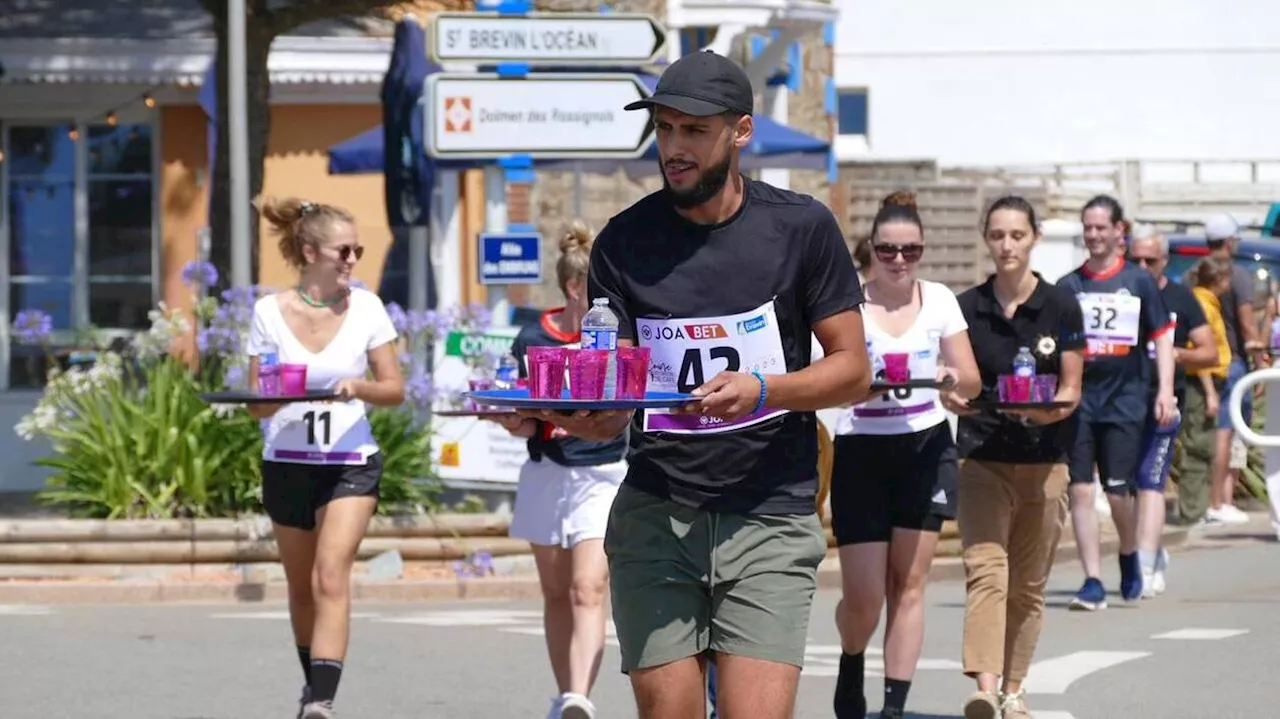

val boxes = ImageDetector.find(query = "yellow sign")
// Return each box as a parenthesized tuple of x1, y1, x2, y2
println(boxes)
(440, 441, 461, 467)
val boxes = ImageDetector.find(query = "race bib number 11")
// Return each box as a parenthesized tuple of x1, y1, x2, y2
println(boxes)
(637, 301, 789, 435)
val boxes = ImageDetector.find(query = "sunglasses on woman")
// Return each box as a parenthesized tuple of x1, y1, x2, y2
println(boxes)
(873, 242, 925, 263)
(332, 244, 364, 262)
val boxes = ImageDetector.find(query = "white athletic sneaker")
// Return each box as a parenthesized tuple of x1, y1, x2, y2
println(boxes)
(1152, 547, 1169, 595)
(559, 693, 597, 719)
(1218, 504, 1250, 525)
(300, 700, 335, 719)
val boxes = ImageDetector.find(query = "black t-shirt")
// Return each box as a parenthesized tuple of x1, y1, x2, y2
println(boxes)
(1056, 261, 1171, 424)
(956, 275, 1087, 464)
(1147, 280, 1207, 409)
(588, 177, 864, 515)
(509, 309, 628, 467)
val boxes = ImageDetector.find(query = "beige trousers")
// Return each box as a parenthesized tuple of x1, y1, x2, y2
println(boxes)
(958, 459, 1069, 681)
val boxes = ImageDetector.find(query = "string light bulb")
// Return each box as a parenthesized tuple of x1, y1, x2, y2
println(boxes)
(0, 149, 5, 163)
(143, 94, 156, 109)
(106, 112, 118, 126)
(68, 128, 80, 141)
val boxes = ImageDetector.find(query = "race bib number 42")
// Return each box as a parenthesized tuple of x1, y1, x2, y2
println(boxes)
(269, 400, 368, 465)
(1078, 292, 1141, 357)
(636, 301, 788, 434)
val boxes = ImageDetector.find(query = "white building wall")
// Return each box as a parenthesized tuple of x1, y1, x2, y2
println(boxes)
(834, 0, 1280, 165)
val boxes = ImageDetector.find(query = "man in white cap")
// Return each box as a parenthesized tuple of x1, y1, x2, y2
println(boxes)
(1202, 213, 1261, 525)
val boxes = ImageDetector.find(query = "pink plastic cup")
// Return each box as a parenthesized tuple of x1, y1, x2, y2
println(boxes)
(467, 377, 495, 410)
(999, 374, 1033, 403)
(614, 346, 651, 400)
(1034, 374, 1059, 403)
(280, 364, 308, 396)
(882, 352, 911, 384)
(526, 346, 567, 399)
(567, 349, 608, 400)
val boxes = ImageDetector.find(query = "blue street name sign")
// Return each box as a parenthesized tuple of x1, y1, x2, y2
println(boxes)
(479, 232, 542, 285)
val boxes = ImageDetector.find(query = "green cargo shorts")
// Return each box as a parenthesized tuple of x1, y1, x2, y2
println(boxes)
(604, 483, 827, 673)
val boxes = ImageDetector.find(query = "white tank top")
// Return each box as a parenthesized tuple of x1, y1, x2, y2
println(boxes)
(836, 280, 969, 436)
(245, 288, 399, 465)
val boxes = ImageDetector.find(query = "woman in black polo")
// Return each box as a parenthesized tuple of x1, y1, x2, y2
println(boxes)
(942, 196, 1086, 719)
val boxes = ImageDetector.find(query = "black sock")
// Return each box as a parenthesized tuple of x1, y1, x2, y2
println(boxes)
(834, 651, 866, 719)
(309, 659, 344, 703)
(297, 646, 312, 685)
(883, 677, 912, 713)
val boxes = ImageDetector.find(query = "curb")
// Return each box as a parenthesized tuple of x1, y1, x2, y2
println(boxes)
(816, 525, 1192, 591)
(0, 527, 1193, 605)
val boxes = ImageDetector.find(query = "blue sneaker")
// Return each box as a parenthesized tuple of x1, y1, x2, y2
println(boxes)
(1119, 551, 1143, 602)
(1068, 577, 1108, 611)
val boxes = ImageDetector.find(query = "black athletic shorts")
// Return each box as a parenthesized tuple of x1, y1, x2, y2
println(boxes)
(261, 452, 382, 530)
(1067, 421, 1143, 495)
(830, 422, 959, 546)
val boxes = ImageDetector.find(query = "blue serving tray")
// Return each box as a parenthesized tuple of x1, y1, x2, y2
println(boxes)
(465, 389, 697, 411)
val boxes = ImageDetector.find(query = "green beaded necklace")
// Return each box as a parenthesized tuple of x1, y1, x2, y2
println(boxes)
(297, 286, 348, 308)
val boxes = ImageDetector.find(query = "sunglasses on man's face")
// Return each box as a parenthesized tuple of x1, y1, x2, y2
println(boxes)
(873, 242, 925, 263)
(332, 244, 364, 263)
(1128, 255, 1162, 267)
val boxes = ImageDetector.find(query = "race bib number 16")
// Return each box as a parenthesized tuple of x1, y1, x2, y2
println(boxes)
(636, 301, 789, 435)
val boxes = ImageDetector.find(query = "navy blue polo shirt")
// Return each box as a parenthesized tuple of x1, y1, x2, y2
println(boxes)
(1057, 261, 1172, 424)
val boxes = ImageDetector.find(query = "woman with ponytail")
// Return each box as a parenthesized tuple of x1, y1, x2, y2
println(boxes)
(491, 220, 627, 719)
(830, 191, 982, 719)
(245, 197, 404, 719)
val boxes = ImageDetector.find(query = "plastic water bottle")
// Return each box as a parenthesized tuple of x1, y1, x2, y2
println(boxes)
(495, 353, 520, 390)
(1013, 346, 1036, 378)
(258, 350, 281, 396)
(581, 298, 620, 399)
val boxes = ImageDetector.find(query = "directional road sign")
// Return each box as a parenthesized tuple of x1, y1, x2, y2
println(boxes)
(430, 12, 668, 65)
(425, 73, 656, 161)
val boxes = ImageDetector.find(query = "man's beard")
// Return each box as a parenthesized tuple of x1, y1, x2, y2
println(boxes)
(661, 151, 733, 210)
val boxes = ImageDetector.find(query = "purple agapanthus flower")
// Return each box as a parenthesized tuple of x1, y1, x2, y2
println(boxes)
(181, 260, 219, 289)
(405, 369, 435, 411)
(386, 302, 409, 335)
(12, 309, 53, 345)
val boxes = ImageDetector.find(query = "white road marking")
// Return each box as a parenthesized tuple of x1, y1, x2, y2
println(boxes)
(0, 605, 54, 616)
(1023, 651, 1150, 694)
(372, 609, 542, 626)
(801, 645, 960, 678)
(1151, 628, 1249, 640)
(1031, 712, 1078, 719)
(211, 611, 381, 620)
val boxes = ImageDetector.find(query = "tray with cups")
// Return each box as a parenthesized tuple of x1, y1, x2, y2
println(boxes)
(465, 345, 696, 412)
(967, 373, 1071, 411)
(201, 363, 337, 404)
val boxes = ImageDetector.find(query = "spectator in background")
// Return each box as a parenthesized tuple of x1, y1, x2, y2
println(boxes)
(1181, 257, 1234, 527)
(1126, 227, 1219, 595)
(1202, 214, 1259, 525)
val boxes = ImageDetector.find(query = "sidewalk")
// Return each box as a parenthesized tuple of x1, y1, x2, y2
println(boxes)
(0, 514, 1211, 605)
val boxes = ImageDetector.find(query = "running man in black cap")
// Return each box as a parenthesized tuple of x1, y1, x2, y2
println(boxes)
(528, 50, 872, 719)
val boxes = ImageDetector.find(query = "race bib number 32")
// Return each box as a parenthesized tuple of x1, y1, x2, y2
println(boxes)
(637, 301, 788, 434)
(1078, 292, 1141, 357)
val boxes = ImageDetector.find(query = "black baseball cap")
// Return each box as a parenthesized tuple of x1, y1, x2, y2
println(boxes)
(625, 50, 754, 117)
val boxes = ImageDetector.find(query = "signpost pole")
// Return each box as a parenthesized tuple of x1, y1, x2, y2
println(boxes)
(483, 165, 509, 325)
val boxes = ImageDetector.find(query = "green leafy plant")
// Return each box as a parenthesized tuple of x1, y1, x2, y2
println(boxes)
(14, 261, 494, 519)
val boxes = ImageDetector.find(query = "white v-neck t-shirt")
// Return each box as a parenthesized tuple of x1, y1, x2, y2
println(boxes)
(836, 280, 968, 436)
(245, 288, 399, 465)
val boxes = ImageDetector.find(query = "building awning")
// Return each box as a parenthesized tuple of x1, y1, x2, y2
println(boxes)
(0, 36, 394, 86)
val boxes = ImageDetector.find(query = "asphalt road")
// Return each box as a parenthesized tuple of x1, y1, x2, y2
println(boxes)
(0, 528, 1275, 719)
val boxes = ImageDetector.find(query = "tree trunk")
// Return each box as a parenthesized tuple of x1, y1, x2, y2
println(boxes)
(209, 13, 274, 291)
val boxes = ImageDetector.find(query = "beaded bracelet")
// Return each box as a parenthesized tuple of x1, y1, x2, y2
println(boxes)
(750, 369, 768, 414)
